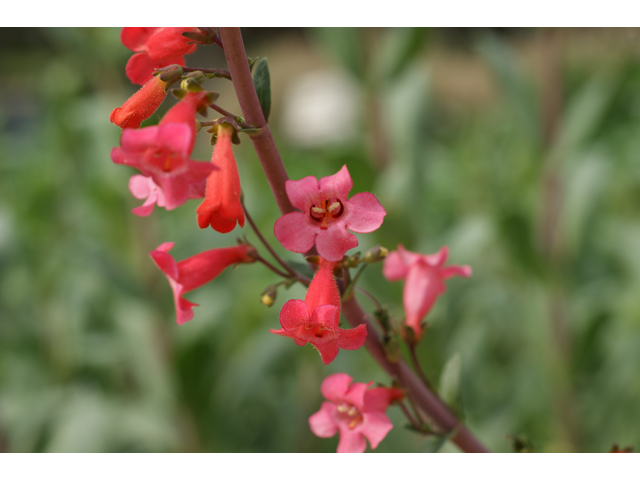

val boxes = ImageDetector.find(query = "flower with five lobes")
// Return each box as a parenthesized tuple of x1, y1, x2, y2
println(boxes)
(270, 259, 367, 364)
(150, 242, 257, 325)
(274, 165, 386, 262)
(110, 91, 215, 212)
(196, 124, 245, 233)
(383, 245, 472, 341)
(121, 27, 200, 85)
(309, 373, 404, 453)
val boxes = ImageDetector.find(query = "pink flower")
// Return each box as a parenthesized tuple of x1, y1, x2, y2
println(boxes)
(110, 92, 215, 211)
(150, 242, 256, 324)
(274, 165, 386, 262)
(270, 259, 367, 364)
(309, 373, 403, 453)
(383, 245, 472, 341)
(128, 175, 165, 216)
(121, 27, 199, 85)
(196, 124, 245, 233)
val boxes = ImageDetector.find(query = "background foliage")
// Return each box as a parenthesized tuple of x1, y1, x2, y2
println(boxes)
(1, 27, 639, 452)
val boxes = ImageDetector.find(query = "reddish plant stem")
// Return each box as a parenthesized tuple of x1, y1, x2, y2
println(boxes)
(219, 28, 295, 215)
(221, 27, 490, 454)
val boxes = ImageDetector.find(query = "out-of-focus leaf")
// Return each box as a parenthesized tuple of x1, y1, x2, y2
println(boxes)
(377, 27, 429, 82)
(439, 353, 462, 410)
(312, 28, 365, 82)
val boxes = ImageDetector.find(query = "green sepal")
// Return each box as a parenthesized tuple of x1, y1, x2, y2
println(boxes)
(207, 117, 241, 145)
(252, 57, 271, 122)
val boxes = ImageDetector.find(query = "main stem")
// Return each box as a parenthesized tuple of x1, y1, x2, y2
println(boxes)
(220, 27, 490, 453)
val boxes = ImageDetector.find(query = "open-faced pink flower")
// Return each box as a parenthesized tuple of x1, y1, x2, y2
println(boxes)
(110, 92, 215, 211)
(150, 242, 256, 324)
(383, 245, 472, 341)
(270, 259, 367, 364)
(274, 165, 386, 262)
(309, 373, 403, 453)
(121, 27, 199, 85)
(196, 124, 245, 233)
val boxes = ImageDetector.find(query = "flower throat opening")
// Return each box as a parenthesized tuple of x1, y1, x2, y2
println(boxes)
(309, 198, 344, 230)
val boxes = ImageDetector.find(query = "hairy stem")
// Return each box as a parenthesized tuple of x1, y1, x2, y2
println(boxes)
(222, 27, 490, 454)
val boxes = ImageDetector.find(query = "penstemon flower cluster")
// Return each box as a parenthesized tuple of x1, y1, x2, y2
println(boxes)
(109, 27, 483, 453)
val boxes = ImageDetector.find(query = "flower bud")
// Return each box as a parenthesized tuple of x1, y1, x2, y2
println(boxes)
(364, 245, 388, 264)
(342, 252, 361, 269)
(261, 285, 278, 307)
(110, 75, 169, 129)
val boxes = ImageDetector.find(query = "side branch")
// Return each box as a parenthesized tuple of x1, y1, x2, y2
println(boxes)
(219, 28, 295, 215)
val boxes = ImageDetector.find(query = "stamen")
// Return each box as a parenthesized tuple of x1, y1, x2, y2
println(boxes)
(327, 201, 341, 213)
(311, 206, 326, 214)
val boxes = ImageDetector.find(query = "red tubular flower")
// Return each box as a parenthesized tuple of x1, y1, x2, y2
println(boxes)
(308, 373, 404, 453)
(196, 125, 245, 233)
(270, 259, 367, 364)
(110, 74, 168, 129)
(121, 27, 199, 85)
(150, 242, 256, 324)
(383, 245, 472, 341)
(110, 91, 215, 211)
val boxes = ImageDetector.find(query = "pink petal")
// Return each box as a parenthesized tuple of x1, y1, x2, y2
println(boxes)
(269, 328, 308, 346)
(285, 175, 321, 211)
(120, 125, 160, 152)
(314, 341, 340, 365)
(363, 388, 395, 413)
(309, 402, 339, 438)
(336, 324, 367, 351)
(315, 226, 358, 262)
(344, 192, 386, 234)
(382, 250, 409, 281)
(336, 427, 367, 453)
(157, 123, 194, 159)
(310, 304, 340, 330)
(403, 261, 442, 334)
(120, 27, 158, 52)
(423, 245, 448, 267)
(125, 51, 186, 86)
(360, 411, 393, 450)
(318, 165, 352, 200)
(273, 212, 318, 254)
(278, 299, 310, 329)
(129, 175, 152, 199)
(344, 381, 370, 409)
(441, 264, 472, 279)
(321, 373, 353, 402)
(131, 197, 157, 217)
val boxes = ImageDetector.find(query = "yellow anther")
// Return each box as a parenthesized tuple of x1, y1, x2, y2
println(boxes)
(327, 201, 341, 213)
(311, 206, 326, 214)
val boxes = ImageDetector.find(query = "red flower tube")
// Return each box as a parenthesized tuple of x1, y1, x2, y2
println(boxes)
(150, 242, 256, 324)
(196, 124, 245, 233)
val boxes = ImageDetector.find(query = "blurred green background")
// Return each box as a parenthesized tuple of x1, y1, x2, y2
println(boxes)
(1, 27, 640, 453)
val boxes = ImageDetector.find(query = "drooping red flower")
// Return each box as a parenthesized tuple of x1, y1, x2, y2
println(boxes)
(121, 27, 199, 85)
(309, 373, 404, 453)
(383, 245, 472, 341)
(270, 259, 367, 364)
(274, 165, 386, 262)
(110, 74, 168, 129)
(110, 92, 214, 211)
(196, 124, 245, 233)
(150, 242, 256, 324)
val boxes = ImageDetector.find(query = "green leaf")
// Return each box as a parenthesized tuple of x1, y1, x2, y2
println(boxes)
(439, 353, 461, 410)
(312, 28, 365, 82)
(252, 57, 271, 122)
